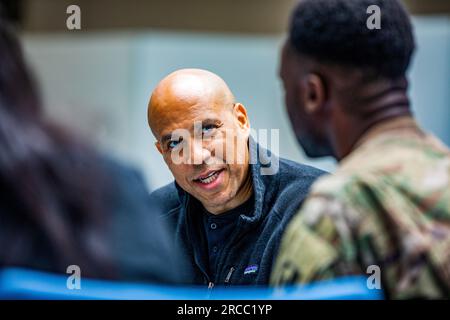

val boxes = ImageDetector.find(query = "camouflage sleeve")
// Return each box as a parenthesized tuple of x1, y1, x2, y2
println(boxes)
(271, 192, 450, 298)
(270, 195, 364, 286)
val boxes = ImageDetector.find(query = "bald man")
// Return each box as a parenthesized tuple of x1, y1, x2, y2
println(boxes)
(147, 69, 325, 286)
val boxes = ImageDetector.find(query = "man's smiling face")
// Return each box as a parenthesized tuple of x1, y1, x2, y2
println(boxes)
(148, 69, 252, 214)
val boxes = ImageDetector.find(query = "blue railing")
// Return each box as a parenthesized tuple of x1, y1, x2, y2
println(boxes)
(0, 268, 383, 300)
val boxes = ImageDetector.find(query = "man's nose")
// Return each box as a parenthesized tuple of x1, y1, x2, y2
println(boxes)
(191, 140, 211, 165)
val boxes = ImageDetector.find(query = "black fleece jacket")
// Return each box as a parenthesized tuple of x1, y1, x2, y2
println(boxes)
(149, 139, 326, 286)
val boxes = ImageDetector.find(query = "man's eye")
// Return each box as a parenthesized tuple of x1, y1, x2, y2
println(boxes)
(202, 124, 216, 135)
(168, 140, 181, 149)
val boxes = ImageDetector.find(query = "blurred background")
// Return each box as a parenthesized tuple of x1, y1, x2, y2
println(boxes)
(3, 0, 450, 190)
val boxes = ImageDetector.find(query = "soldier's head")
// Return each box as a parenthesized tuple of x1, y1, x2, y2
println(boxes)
(280, 0, 415, 160)
(148, 69, 252, 214)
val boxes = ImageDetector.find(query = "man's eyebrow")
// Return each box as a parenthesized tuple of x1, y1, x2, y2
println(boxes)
(160, 134, 174, 145)
(160, 118, 221, 144)
(200, 118, 220, 126)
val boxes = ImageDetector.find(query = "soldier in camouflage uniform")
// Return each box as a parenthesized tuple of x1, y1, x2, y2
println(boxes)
(270, 0, 450, 298)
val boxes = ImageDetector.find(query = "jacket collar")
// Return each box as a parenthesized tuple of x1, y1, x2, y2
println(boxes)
(174, 136, 278, 226)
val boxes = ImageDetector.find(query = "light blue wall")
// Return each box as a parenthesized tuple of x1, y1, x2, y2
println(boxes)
(409, 17, 450, 146)
(22, 16, 450, 190)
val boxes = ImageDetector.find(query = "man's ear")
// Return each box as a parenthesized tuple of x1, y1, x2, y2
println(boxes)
(302, 73, 327, 114)
(155, 141, 163, 154)
(232, 103, 250, 131)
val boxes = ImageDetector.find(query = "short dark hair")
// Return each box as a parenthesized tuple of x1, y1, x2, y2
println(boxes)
(289, 0, 415, 79)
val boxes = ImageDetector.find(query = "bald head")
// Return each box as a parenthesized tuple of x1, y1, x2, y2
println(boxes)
(148, 69, 235, 139)
(147, 69, 252, 214)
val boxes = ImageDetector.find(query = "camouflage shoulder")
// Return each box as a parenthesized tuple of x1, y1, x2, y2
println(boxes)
(271, 194, 362, 286)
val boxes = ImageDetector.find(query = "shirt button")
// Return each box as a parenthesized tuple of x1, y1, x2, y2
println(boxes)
(210, 223, 217, 230)
(212, 246, 218, 253)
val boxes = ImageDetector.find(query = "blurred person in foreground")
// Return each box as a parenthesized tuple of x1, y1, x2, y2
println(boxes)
(0, 17, 184, 284)
(147, 69, 325, 286)
(271, 0, 450, 298)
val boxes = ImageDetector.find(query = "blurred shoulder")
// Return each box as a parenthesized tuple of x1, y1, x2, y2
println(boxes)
(149, 182, 177, 199)
(149, 182, 181, 215)
(97, 154, 151, 199)
(277, 157, 328, 192)
(279, 157, 327, 179)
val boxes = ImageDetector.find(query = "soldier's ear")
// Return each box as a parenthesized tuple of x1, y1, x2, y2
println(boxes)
(302, 73, 327, 115)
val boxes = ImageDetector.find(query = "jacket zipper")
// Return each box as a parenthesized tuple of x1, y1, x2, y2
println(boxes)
(207, 267, 233, 296)
(205, 281, 215, 300)
(224, 267, 235, 284)
(215, 221, 244, 282)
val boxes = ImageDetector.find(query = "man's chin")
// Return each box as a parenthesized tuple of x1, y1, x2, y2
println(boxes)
(299, 137, 333, 158)
(196, 190, 233, 210)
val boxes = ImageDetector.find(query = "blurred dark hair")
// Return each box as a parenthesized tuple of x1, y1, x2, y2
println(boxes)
(289, 0, 415, 79)
(0, 0, 23, 26)
(0, 19, 114, 277)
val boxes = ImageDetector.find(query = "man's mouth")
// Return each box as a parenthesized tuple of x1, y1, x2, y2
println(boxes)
(194, 169, 224, 184)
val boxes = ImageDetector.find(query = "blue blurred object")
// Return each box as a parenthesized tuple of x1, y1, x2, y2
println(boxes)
(0, 268, 383, 300)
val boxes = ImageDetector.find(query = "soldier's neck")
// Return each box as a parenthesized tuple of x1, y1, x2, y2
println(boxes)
(333, 88, 412, 161)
